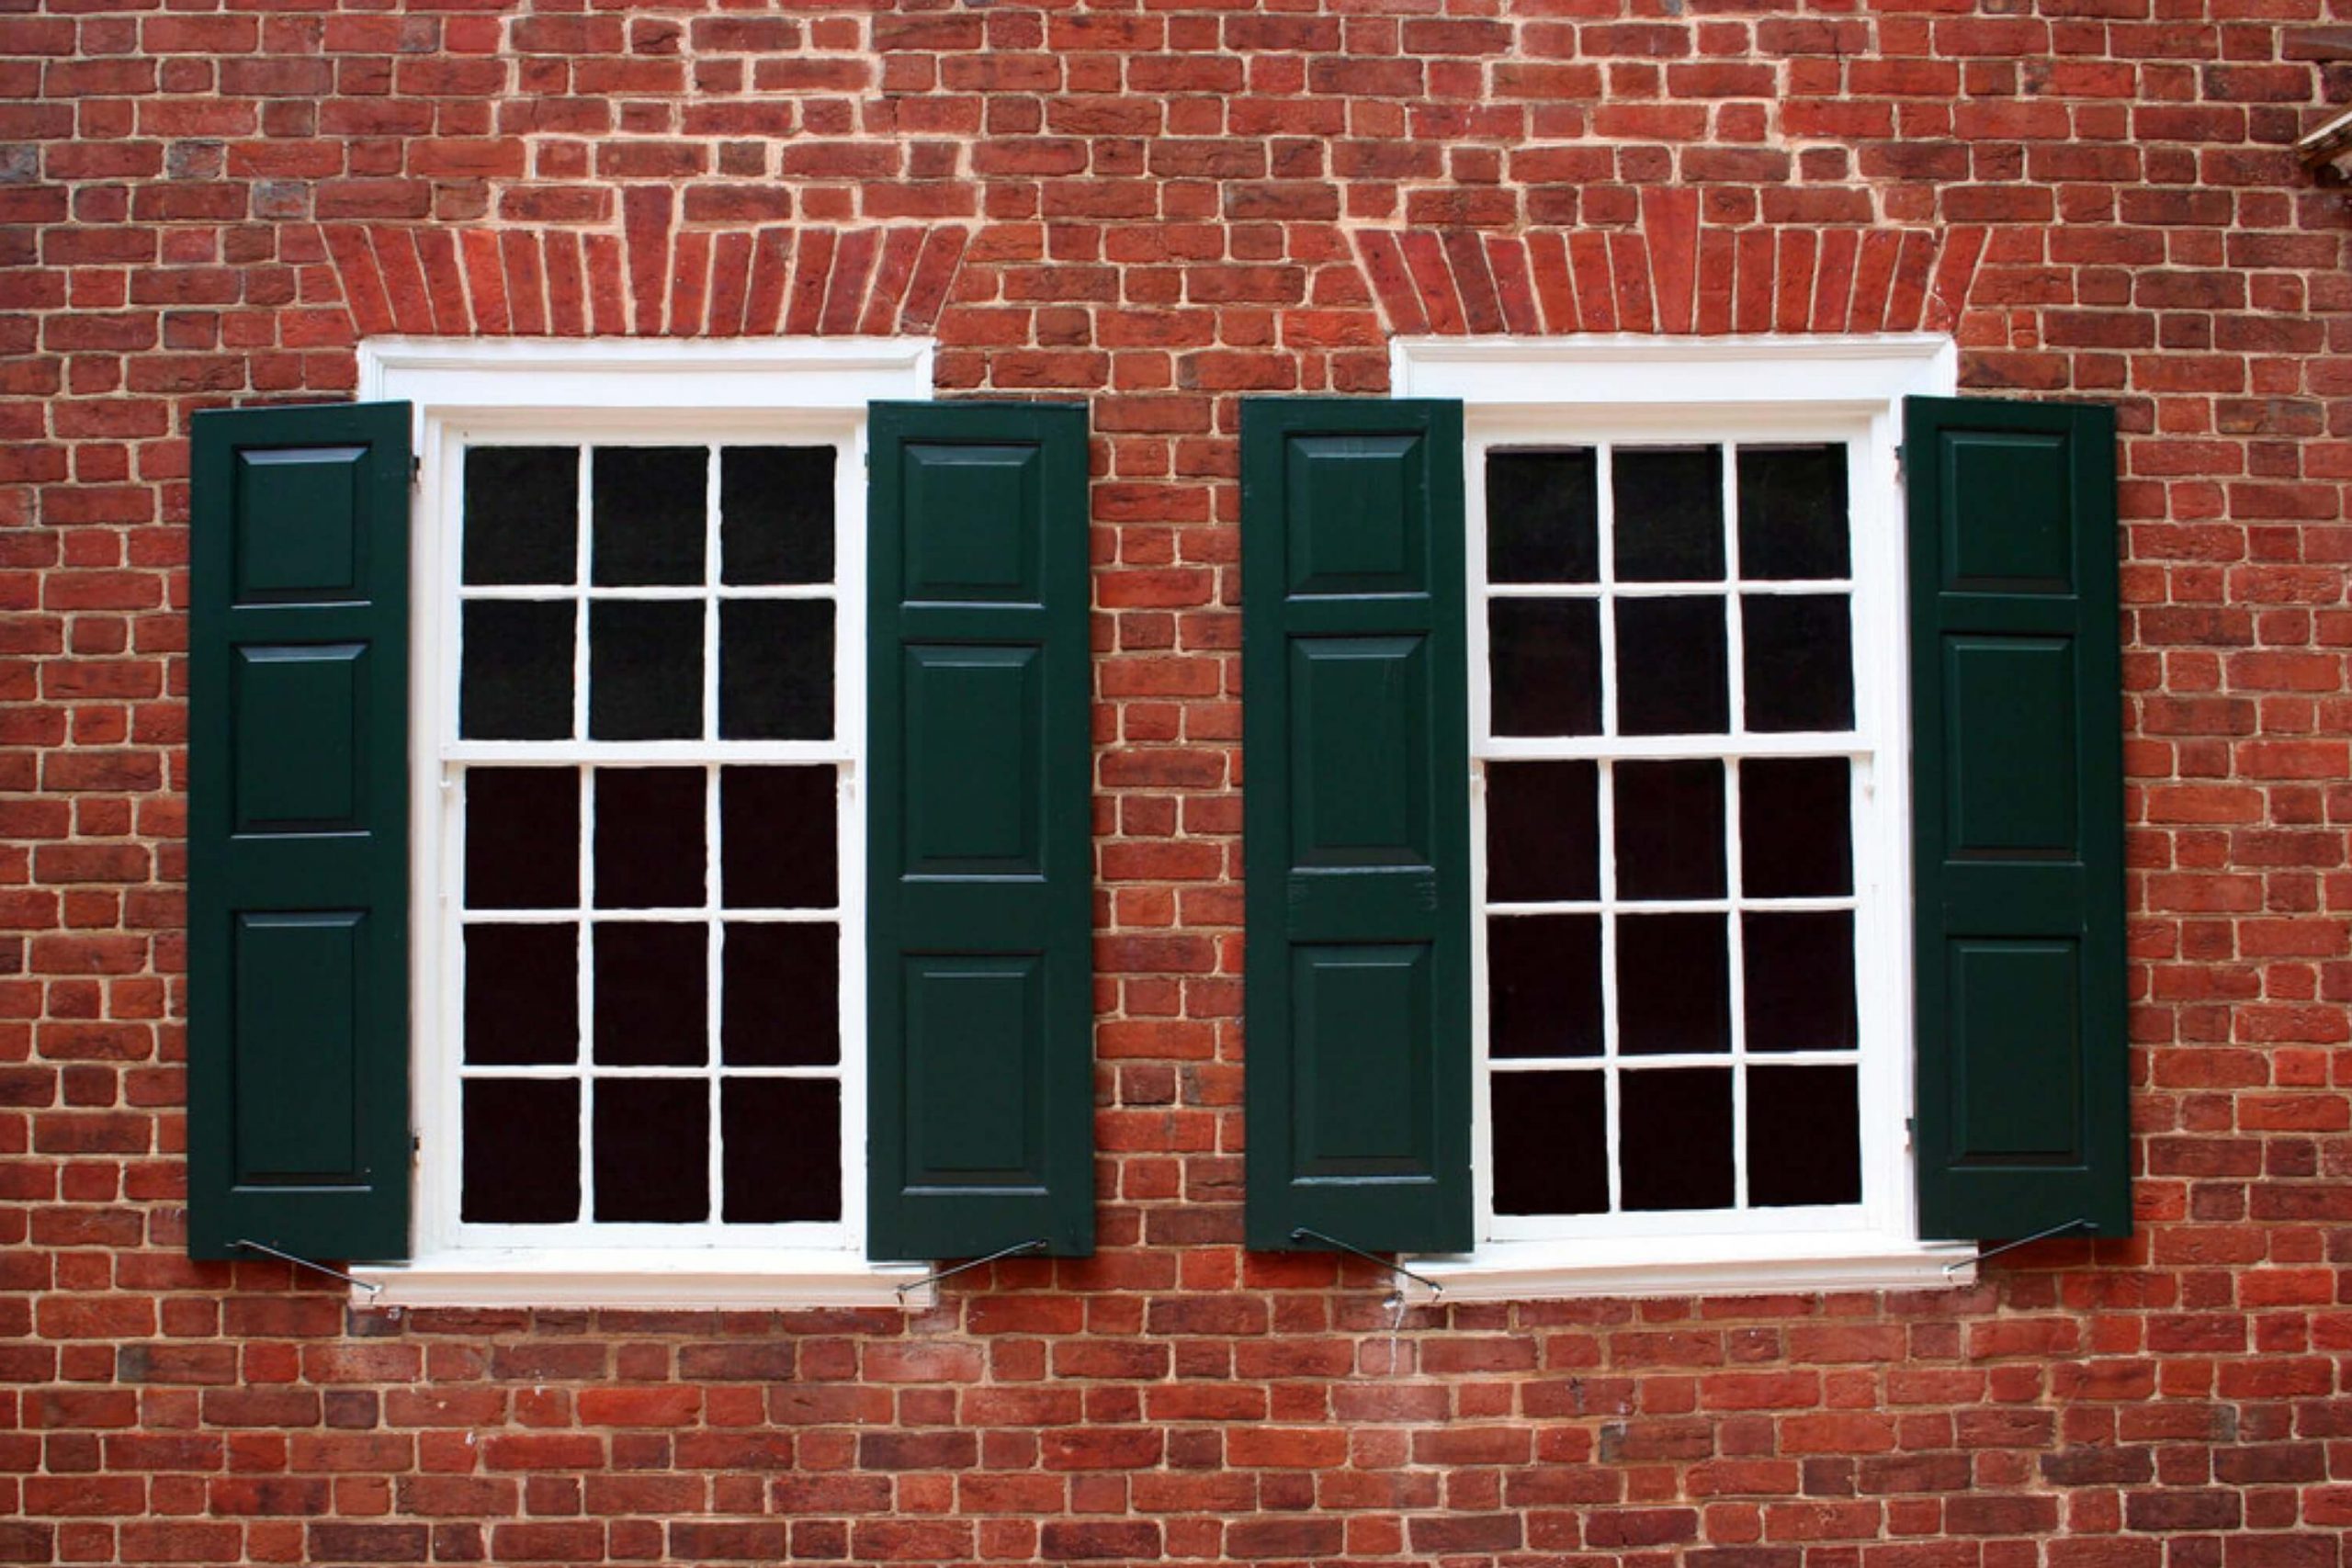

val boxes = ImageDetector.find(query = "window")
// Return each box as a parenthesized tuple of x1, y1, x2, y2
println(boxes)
(1242, 338, 2127, 1300)
(377, 342, 909, 1302)
(187, 341, 1099, 1304)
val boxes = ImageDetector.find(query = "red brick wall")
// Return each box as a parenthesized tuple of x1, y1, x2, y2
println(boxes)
(6, 0, 2352, 1561)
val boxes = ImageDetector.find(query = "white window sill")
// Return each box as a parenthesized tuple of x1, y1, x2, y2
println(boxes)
(1408, 1235, 1979, 1303)
(350, 1250, 934, 1310)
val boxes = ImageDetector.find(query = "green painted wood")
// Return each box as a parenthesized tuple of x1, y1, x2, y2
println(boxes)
(188, 402, 412, 1262)
(1241, 400, 1471, 1255)
(867, 402, 1094, 1261)
(1906, 396, 2129, 1242)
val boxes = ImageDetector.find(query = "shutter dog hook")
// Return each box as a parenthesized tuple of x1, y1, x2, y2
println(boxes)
(233, 1238, 383, 1295)
(1942, 1217, 2094, 1278)
(895, 1237, 1049, 1299)
(1290, 1227, 1442, 1306)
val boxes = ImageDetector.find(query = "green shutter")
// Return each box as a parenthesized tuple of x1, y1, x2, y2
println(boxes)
(1241, 399, 1472, 1255)
(187, 402, 413, 1262)
(866, 402, 1094, 1260)
(1906, 396, 2130, 1242)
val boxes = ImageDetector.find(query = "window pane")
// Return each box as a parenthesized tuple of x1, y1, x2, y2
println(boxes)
(465, 769, 578, 910)
(1489, 599, 1601, 737)
(1487, 449, 1598, 585)
(463, 446, 577, 587)
(593, 767, 705, 910)
(1613, 760, 1724, 901)
(1489, 1070, 1608, 1215)
(1742, 911, 1858, 1053)
(461, 601, 573, 740)
(722, 924, 840, 1066)
(719, 600, 833, 740)
(722, 1078, 841, 1222)
(722, 446, 834, 586)
(1743, 594, 1853, 733)
(1615, 596, 1728, 736)
(588, 601, 703, 740)
(1747, 1066, 1861, 1207)
(592, 922, 707, 1067)
(593, 1079, 708, 1222)
(462, 1079, 579, 1224)
(1616, 912, 1729, 1055)
(1741, 759, 1852, 897)
(1620, 1067, 1733, 1211)
(1485, 761, 1598, 904)
(592, 446, 706, 587)
(464, 924, 577, 1066)
(1487, 914, 1601, 1060)
(721, 767, 839, 909)
(1612, 446, 1724, 582)
(1737, 445, 1849, 581)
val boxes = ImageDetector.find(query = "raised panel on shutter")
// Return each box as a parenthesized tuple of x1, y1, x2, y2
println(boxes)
(1242, 400, 1472, 1255)
(1906, 396, 2129, 1243)
(867, 402, 1093, 1261)
(188, 402, 412, 1262)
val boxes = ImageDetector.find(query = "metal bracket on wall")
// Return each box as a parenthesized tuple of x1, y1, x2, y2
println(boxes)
(234, 1238, 384, 1295)
(1943, 1216, 2093, 1278)
(895, 1237, 1048, 1299)
(1290, 1227, 1443, 1303)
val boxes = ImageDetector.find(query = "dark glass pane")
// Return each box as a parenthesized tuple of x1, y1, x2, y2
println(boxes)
(1738, 445, 1849, 581)
(1485, 761, 1599, 904)
(1620, 1067, 1733, 1211)
(588, 601, 703, 740)
(1490, 598, 1601, 737)
(1489, 1069, 1609, 1215)
(1487, 449, 1598, 585)
(1613, 760, 1725, 901)
(1612, 446, 1724, 582)
(1748, 1066, 1861, 1207)
(461, 601, 573, 740)
(721, 1078, 841, 1222)
(721, 767, 839, 909)
(719, 600, 833, 740)
(1488, 914, 1602, 1060)
(592, 446, 706, 587)
(593, 1078, 708, 1223)
(1616, 596, 1728, 736)
(464, 924, 578, 1066)
(1742, 911, 1858, 1053)
(1616, 912, 1729, 1055)
(592, 921, 707, 1067)
(1744, 594, 1853, 733)
(722, 446, 835, 586)
(722, 924, 840, 1066)
(464, 446, 578, 587)
(594, 767, 705, 910)
(465, 769, 578, 910)
(462, 1079, 579, 1223)
(1741, 758, 1852, 897)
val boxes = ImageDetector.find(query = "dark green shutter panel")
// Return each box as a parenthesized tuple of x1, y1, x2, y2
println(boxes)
(1906, 396, 2129, 1242)
(1241, 399, 1471, 1255)
(867, 402, 1094, 1260)
(187, 402, 412, 1262)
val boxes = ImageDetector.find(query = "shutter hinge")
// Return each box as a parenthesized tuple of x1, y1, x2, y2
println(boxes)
(1904, 1115, 1916, 1150)
(411, 455, 422, 488)
(1893, 445, 1905, 487)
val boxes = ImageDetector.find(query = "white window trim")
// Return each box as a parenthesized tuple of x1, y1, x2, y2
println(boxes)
(353, 338, 935, 1309)
(1395, 333, 1977, 1301)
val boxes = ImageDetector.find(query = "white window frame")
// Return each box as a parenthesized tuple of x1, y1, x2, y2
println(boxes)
(1395, 334, 1979, 1300)
(351, 338, 936, 1308)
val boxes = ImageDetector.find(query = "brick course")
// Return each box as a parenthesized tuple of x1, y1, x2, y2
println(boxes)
(6, 0, 2352, 1560)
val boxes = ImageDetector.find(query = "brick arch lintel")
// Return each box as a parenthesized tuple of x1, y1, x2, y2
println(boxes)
(1354, 193, 1988, 340)
(321, 209, 971, 341)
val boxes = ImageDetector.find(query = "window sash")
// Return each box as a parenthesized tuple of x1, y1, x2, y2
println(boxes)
(1466, 417, 1911, 1248)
